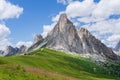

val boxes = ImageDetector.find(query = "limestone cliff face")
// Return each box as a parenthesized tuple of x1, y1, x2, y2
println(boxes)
(34, 34, 43, 44)
(28, 13, 119, 61)
(77, 28, 118, 60)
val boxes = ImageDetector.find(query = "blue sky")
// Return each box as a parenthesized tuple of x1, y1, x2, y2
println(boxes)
(0, 0, 120, 50)
(6, 0, 65, 44)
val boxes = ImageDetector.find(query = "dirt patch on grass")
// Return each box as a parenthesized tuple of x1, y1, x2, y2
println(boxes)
(24, 66, 79, 80)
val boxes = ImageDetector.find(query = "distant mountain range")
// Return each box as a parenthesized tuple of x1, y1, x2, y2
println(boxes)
(0, 34, 42, 56)
(0, 45, 27, 56)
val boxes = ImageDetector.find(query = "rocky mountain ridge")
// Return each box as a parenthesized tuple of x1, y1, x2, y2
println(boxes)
(28, 13, 119, 61)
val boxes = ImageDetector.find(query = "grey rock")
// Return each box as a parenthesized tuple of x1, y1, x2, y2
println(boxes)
(19, 45, 27, 52)
(5, 46, 18, 56)
(45, 13, 83, 53)
(34, 34, 43, 44)
(77, 28, 118, 60)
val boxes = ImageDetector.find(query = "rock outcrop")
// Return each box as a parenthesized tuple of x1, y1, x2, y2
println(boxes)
(27, 34, 43, 51)
(34, 34, 43, 44)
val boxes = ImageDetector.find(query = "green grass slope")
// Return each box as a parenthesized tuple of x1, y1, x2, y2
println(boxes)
(0, 48, 119, 80)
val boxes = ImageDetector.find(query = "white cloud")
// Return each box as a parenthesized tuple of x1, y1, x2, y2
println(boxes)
(52, 11, 65, 22)
(107, 35, 120, 42)
(0, 24, 11, 50)
(42, 23, 56, 38)
(0, 0, 23, 20)
(92, 0, 120, 19)
(57, 0, 67, 5)
(16, 41, 33, 48)
(66, 0, 96, 18)
(0, 0, 23, 50)
(57, 0, 77, 5)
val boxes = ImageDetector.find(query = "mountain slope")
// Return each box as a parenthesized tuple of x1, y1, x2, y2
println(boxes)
(28, 13, 119, 61)
(0, 48, 119, 80)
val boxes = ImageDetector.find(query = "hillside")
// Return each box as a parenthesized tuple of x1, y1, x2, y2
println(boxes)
(0, 48, 119, 80)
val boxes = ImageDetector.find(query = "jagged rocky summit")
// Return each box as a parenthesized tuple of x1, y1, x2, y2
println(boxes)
(1, 45, 27, 56)
(28, 13, 119, 61)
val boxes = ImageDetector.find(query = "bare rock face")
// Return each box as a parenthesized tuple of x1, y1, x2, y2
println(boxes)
(19, 45, 27, 52)
(28, 13, 119, 61)
(115, 41, 120, 52)
(77, 28, 118, 60)
(34, 34, 43, 43)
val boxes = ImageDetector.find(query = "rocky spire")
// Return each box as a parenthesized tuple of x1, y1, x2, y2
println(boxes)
(46, 13, 83, 53)
(34, 34, 43, 43)
(57, 13, 73, 32)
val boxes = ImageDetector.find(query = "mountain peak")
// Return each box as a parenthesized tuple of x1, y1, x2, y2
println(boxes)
(56, 13, 73, 32)
(59, 13, 67, 21)
(58, 13, 72, 25)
